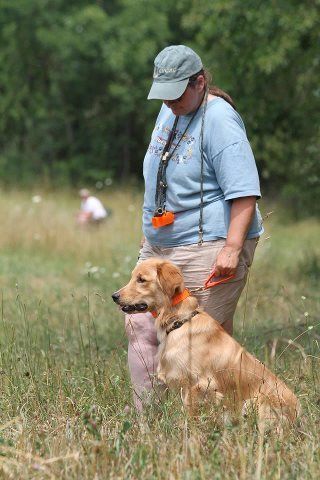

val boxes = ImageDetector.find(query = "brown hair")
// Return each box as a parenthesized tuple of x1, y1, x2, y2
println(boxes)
(189, 69, 236, 110)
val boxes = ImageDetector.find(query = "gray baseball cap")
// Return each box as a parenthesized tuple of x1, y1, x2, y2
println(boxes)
(147, 45, 203, 100)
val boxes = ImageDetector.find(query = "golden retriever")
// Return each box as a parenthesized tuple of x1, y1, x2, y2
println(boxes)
(112, 258, 300, 422)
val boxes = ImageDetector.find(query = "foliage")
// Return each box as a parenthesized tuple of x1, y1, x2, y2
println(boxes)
(183, 0, 320, 216)
(0, 0, 319, 215)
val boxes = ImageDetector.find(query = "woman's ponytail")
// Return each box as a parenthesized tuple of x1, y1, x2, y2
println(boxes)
(189, 69, 236, 110)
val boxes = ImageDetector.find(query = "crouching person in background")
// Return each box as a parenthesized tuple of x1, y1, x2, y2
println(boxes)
(77, 188, 108, 226)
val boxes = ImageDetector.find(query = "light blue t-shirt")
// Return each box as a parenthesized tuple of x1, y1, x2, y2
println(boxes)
(143, 97, 263, 247)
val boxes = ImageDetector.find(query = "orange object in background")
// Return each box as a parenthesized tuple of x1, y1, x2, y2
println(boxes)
(152, 211, 175, 228)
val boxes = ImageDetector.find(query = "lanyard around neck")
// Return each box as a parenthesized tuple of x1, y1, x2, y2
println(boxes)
(154, 107, 200, 217)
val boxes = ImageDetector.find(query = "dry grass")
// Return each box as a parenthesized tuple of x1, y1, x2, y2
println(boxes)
(0, 187, 319, 479)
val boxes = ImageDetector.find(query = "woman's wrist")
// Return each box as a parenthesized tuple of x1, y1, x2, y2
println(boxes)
(223, 242, 243, 256)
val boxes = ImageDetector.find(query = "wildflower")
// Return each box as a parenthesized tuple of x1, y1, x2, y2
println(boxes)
(32, 464, 46, 472)
(301, 296, 306, 300)
(304, 312, 309, 317)
(32, 195, 42, 203)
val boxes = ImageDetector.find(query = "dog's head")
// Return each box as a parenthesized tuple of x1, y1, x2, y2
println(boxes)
(111, 258, 185, 314)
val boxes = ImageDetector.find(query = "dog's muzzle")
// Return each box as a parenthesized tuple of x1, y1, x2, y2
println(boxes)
(111, 292, 148, 313)
(111, 292, 121, 303)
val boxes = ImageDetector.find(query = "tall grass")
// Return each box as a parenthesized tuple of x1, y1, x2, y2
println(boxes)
(0, 188, 319, 479)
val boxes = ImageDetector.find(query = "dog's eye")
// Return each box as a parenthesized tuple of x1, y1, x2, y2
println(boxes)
(137, 276, 146, 283)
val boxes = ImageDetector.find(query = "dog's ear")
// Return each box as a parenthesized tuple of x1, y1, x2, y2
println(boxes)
(157, 262, 184, 298)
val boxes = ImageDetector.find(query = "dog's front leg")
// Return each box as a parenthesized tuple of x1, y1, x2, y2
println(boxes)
(182, 379, 224, 416)
(156, 360, 167, 385)
(157, 370, 167, 385)
(182, 384, 204, 415)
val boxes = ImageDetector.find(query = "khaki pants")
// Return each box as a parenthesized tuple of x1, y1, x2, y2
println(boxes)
(125, 238, 258, 410)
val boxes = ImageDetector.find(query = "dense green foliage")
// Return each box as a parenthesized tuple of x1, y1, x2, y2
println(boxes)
(0, 0, 319, 215)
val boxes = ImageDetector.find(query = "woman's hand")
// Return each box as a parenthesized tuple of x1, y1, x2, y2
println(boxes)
(213, 245, 241, 277)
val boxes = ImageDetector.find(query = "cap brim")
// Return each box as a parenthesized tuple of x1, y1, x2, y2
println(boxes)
(147, 78, 189, 100)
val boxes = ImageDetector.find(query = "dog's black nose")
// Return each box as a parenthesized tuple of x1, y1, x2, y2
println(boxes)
(112, 292, 120, 303)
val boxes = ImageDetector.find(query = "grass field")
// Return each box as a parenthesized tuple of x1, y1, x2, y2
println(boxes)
(0, 187, 319, 479)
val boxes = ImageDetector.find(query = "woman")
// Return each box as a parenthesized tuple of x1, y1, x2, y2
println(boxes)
(125, 45, 263, 410)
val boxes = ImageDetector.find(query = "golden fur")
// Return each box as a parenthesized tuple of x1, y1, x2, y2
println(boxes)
(114, 258, 300, 421)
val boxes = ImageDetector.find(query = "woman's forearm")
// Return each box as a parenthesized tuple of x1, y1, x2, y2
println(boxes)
(225, 196, 256, 251)
(213, 196, 256, 276)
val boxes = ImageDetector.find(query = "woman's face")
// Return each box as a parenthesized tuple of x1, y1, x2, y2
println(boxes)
(163, 76, 205, 116)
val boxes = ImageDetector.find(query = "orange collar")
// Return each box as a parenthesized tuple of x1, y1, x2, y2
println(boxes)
(171, 288, 190, 306)
(151, 289, 190, 318)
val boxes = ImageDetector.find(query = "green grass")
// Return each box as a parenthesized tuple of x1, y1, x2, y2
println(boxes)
(0, 188, 319, 479)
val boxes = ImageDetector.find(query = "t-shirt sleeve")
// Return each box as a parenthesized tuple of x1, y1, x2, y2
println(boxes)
(212, 140, 261, 200)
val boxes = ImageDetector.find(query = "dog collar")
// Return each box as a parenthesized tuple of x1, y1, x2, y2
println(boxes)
(151, 288, 190, 318)
(171, 288, 190, 306)
(166, 310, 199, 334)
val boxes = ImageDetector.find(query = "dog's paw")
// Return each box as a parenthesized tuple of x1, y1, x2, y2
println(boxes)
(157, 371, 167, 384)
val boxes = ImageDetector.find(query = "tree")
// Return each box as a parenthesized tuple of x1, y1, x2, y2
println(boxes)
(182, 0, 320, 215)
(0, 0, 319, 215)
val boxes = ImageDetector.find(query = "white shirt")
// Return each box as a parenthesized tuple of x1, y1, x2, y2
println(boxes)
(81, 196, 107, 220)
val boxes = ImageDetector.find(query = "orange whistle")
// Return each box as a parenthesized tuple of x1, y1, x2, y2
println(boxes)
(152, 211, 175, 228)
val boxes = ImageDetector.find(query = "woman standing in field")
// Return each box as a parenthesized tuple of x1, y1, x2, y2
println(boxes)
(125, 45, 263, 410)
